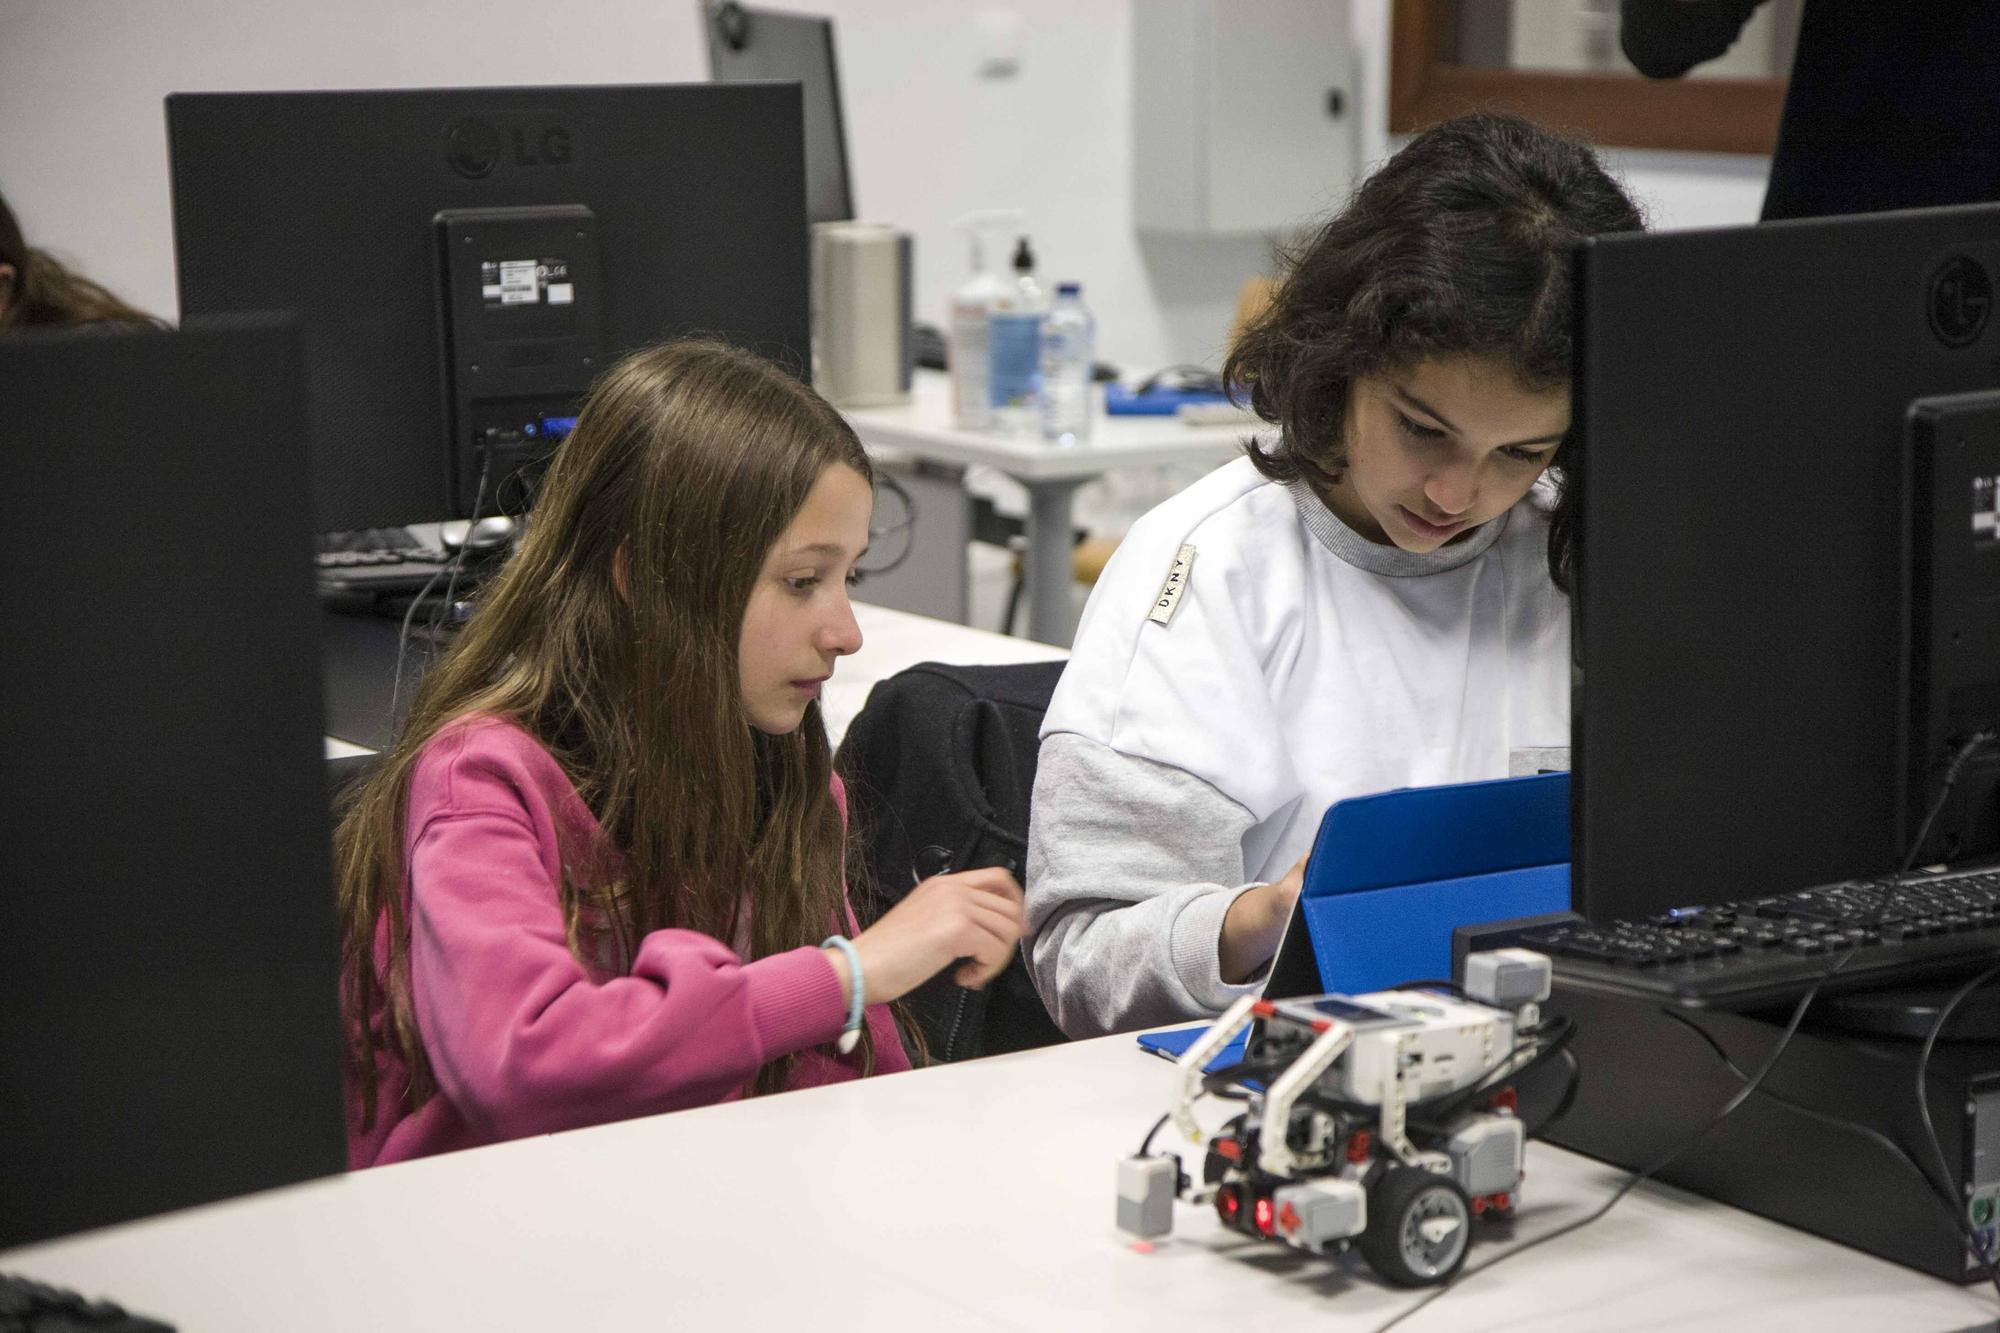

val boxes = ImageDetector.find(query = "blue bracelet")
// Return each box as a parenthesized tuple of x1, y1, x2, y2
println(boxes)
(821, 934, 865, 1055)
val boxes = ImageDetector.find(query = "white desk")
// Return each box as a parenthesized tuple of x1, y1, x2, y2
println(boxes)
(841, 370, 1269, 646)
(823, 602, 1069, 745)
(6, 1032, 1992, 1332)
(322, 602, 1065, 759)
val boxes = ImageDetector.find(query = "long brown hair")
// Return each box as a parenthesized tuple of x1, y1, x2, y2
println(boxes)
(0, 190, 165, 330)
(1224, 112, 1644, 593)
(337, 337, 878, 1131)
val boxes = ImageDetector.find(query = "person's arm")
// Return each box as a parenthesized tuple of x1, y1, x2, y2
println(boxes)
(409, 804, 849, 1141)
(408, 758, 1019, 1135)
(1023, 732, 1301, 1040)
(1619, 0, 1766, 79)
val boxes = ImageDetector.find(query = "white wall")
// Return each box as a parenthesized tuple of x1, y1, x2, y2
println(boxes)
(0, 0, 1769, 373)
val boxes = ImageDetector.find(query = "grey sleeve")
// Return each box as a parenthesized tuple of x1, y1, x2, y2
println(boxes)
(1024, 731, 1271, 1040)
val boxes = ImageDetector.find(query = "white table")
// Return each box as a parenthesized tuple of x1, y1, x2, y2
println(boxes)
(842, 370, 1268, 645)
(322, 602, 1066, 760)
(6, 1031, 1992, 1332)
(822, 602, 1069, 745)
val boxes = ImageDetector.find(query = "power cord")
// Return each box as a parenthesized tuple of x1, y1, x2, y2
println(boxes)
(1373, 726, 2000, 1333)
(855, 472, 917, 581)
(1914, 962, 2000, 1302)
(390, 448, 491, 721)
(1655, 1005, 1962, 1223)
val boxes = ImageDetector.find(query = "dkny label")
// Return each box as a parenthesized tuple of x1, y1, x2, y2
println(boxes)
(1148, 544, 1196, 626)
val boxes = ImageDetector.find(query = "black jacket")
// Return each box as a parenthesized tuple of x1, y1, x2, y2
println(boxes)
(1622, 0, 2000, 221)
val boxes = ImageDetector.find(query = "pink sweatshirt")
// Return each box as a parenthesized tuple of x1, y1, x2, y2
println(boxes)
(348, 714, 910, 1168)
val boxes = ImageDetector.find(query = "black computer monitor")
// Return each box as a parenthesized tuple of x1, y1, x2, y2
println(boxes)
(704, 2, 855, 227)
(167, 83, 810, 533)
(1571, 204, 2000, 922)
(0, 317, 344, 1248)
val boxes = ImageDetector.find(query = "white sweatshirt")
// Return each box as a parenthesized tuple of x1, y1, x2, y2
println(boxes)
(1025, 455, 1568, 1038)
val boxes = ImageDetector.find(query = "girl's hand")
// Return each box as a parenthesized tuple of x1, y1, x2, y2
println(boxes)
(832, 867, 1026, 1006)
(1218, 851, 1309, 985)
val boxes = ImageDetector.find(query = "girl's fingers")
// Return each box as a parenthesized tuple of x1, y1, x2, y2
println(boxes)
(945, 866, 1024, 902)
(954, 951, 1008, 988)
(953, 901, 1025, 961)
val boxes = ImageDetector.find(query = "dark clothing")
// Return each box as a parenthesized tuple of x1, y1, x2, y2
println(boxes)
(834, 659, 1069, 1063)
(1621, 0, 2000, 221)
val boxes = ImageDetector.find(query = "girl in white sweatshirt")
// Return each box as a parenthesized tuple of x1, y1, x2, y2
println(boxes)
(1025, 112, 1644, 1038)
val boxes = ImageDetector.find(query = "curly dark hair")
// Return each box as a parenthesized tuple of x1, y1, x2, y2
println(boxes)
(1223, 112, 1644, 592)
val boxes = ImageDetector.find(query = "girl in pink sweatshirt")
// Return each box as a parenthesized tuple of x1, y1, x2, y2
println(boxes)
(336, 339, 1026, 1167)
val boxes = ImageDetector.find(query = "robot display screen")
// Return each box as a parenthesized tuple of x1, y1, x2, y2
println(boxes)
(1279, 997, 1413, 1030)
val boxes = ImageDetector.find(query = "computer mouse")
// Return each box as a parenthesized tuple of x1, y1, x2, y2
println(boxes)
(441, 515, 516, 555)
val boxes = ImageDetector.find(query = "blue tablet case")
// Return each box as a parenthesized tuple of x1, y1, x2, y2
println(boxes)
(1297, 771, 1570, 995)
(1135, 772, 1570, 1067)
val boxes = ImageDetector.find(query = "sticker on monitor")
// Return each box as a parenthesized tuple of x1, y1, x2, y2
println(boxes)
(479, 258, 574, 309)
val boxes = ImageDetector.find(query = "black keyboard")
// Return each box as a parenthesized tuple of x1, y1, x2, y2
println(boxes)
(315, 526, 449, 594)
(0, 1273, 174, 1332)
(1492, 864, 2000, 1008)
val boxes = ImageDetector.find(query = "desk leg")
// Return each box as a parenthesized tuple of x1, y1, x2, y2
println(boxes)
(1024, 477, 1087, 646)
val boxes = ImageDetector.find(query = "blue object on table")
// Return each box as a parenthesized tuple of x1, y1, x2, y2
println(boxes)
(1135, 1024, 1244, 1067)
(1132, 772, 1570, 1067)
(1104, 383, 1235, 415)
(1296, 772, 1570, 995)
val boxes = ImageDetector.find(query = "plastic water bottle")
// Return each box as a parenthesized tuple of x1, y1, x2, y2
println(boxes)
(987, 235, 1046, 435)
(947, 211, 1022, 429)
(1039, 282, 1095, 446)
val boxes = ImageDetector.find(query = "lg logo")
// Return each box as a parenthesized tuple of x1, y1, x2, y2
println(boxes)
(1927, 254, 1992, 349)
(445, 116, 575, 180)
(516, 124, 573, 167)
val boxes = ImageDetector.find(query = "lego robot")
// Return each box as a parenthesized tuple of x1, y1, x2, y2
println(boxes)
(1116, 949, 1569, 1287)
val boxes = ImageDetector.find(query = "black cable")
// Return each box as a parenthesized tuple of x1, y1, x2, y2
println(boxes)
(1200, 1058, 1289, 1105)
(434, 453, 493, 637)
(1387, 977, 1471, 999)
(1657, 1005, 1960, 1221)
(1529, 1046, 1582, 1135)
(1460, 1015, 1575, 1095)
(1913, 962, 2000, 1306)
(390, 449, 491, 721)
(1409, 1016, 1578, 1128)
(1137, 1111, 1170, 1159)
(1903, 727, 1999, 874)
(389, 563, 451, 722)
(855, 472, 917, 580)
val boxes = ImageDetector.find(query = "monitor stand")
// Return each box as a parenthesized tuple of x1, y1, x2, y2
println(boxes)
(1817, 975, 2000, 1043)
